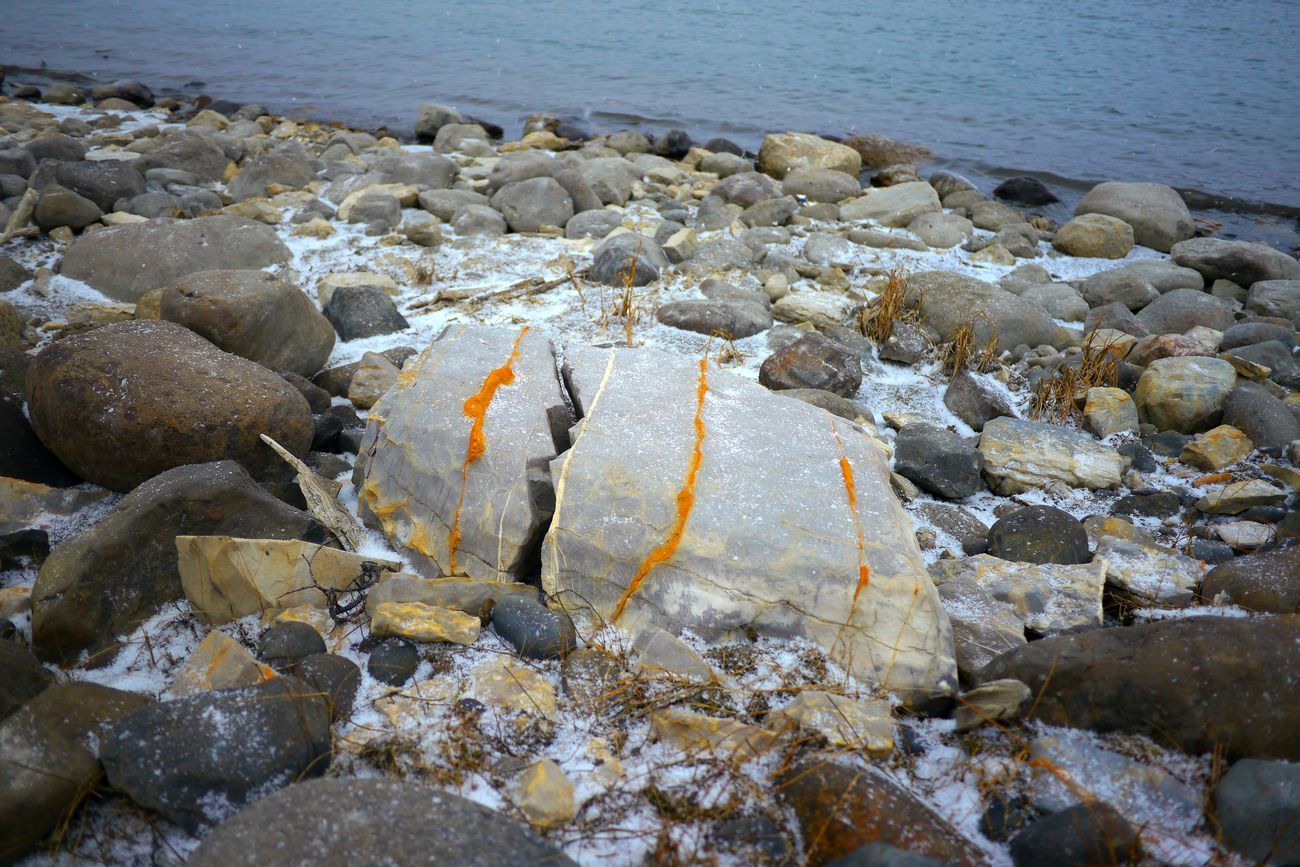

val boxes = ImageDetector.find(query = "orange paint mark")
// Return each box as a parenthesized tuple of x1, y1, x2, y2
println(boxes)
(448, 327, 529, 574)
(612, 357, 709, 622)
(831, 420, 871, 611)
(1192, 471, 1232, 487)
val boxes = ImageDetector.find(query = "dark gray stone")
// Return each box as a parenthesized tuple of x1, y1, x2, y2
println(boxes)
(1009, 802, 1139, 866)
(101, 677, 331, 832)
(994, 176, 1058, 206)
(186, 777, 578, 867)
(1172, 238, 1300, 287)
(24, 134, 86, 164)
(1224, 340, 1297, 380)
(323, 285, 410, 341)
(1201, 547, 1300, 615)
(1222, 382, 1300, 452)
(1247, 280, 1300, 327)
(591, 241, 661, 286)
(293, 653, 360, 722)
(987, 505, 1089, 565)
(1134, 288, 1236, 335)
(258, 621, 327, 673)
(1214, 758, 1300, 866)
(0, 392, 79, 486)
(45, 159, 145, 212)
(943, 370, 1016, 432)
(893, 424, 983, 499)
(34, 183, 100, 232)
(367, 638, 419, 686)
(759, 332, 862, 397)
(657, 298, 772, 339)
(490, 595, 577, 660)
(0, 255, 31, 293)
(135, 131, 230, 183)
(0, 640, 53, 723)
(1221, 321, 1296, 351)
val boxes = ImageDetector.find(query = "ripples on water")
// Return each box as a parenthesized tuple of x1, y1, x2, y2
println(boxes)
(3, 0, 1298, 226)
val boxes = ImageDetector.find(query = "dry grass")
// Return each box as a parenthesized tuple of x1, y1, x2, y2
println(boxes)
(857, 267, 911, 344)
(940, 313, 998, 378)
(1028, 329, 1122, 424)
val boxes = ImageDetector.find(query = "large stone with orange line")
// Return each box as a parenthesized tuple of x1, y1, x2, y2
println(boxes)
(352, 325, 570, 581)
(541, 345, 957, 702)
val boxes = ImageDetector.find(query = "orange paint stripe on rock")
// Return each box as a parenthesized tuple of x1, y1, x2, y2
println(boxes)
(831, 419, 871, 611)
(611, 357, 710, 623)
(448, 327, 529, 575)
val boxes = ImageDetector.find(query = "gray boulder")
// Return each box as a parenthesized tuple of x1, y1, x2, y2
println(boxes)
(353, 325, 569, 581)
(0, 641, 53, 722)
(759, 332, 862, 397)
(33, 183, 100, 232)
(61, 216, 290, 302)
(452, 203, 507, 237)
(1172, 238, 1300, 287)
(1201, 547, 1300, 614)
(657, 298, 772, 339)
(1221, 381, 1300, 451)
(1134, 287, 1237, 334)
(187, 778, 578, 867)
(369, 151, 458, 189)
(906, 270, 1060, 352)
(418, 188, 489, 221)
(987, 505, 1089, 565)
(782, 168, 861, 202)
(565, 209, 622, 240)
(943, 370, 1017, 432)
(136, 131, 229, 183)
(323, 285, 409, 340)
(1074, 181, 1194, 252)
(31, 461, 321, 664)
(577, 156, 638, 205)
(228, 145, 317, 200)
(543, 345, 957, 702)
(1213, 759, 1300, 866)
(1246, 280, 1300, 327)
(893, 424, 983, 499)
(711, 171, 783, 208)
(101, 678, 331, 831)
(979, 615, 1300, 760)
(490, 176, 574, 232)
(1079, 270, 1160, 311)
(160, 270, 335, 377)
(43, 160, 144, 212)
(413, 102, 465, 141)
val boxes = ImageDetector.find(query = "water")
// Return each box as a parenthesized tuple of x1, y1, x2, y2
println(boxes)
(3, 0, 1299, 240)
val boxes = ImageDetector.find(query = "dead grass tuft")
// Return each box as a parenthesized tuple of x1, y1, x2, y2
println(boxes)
(857, 267, 912, 343)
(1028, 329, 1121, 424)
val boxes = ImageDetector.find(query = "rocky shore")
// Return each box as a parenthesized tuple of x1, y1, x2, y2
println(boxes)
(1, 76, 1299, 866)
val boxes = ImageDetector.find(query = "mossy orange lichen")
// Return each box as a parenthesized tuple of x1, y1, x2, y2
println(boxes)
(831, 419, 871, 610)
(612, 357, 710, 622)
(448, 327, 529, 574)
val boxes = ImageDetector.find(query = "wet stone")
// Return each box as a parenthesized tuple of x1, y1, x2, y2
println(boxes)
(490, 595, 577, 660)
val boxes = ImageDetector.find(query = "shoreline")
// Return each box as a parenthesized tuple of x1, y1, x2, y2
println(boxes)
(1, 72, 1299, 867)
(5, 62, 1298, 249)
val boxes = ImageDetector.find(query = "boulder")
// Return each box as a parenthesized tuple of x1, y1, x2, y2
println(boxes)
(1134, 287, 1236, 335)
(354, 325, 569, 581)
(842, 133, 932, 169)
(186, 778, 577, 867)
(1246, 280, 1300, 327)
(0, 255, 31, 293)
(60, 216, 291, 302)
(1074, 182, 1194, 252)
(978, 417, 1124, 494)
(135, 130, 229, 182)
(1172, 238, 1300, 287)
(839, 182, 941, 227)
(31, 461, 321, 664)
(987, 505, 1089, 565)
(907, 211, 973, 248)
(101, 677, 331, 831)
(0, 640, 53, 722)
(44, 160, 144, 213)
(34, 183, 101, 232)
(905, 271, 1059, 353)
(25, 320, 313, 491)
(777, 760, 983, 866)
(1133, 356, 1237, 434)
(1009, 802, 1139, 867)
(490, 595, 577, 660)
(757, 132, 861, 179)
(323, 285, 410, 340)
(1051, 213, 1134, 259)
(978, 616, 1300, 760)
(993, 176, 1058, 206)
(414, 103, 466, 141)
(0, 392, 79, 486)
(930, 555, 1104, 635)
(782, 168, 861, 202)
(935, 579, 1026, 681)
(759, 332, 862, 397)
(160, 270, 335, 378)
(1080, 273, 1161, 312)
(657, 298, 771, 339)
(490, 177, 574, 233)
(893, 423, 983, 499)
(0, 682, 152, 861)
(942, 370, 1016, 432)
(1093, 535, 1201, 606)
(711, 171, 783, 207)
(1213, 759, 1300, 865)
(1201, 547, 1300, 613)
(542, 345, 957, 701)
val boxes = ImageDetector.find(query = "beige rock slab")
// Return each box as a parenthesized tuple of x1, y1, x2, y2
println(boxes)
(1094, 536, 1201, 606)
(168, 629, 276, 697)
(650, 708, 781, 761)
(471, 657, 556, 718)
(930, 554, 1104, 634)
(177, 535, 401, 624)
(369, 601, 480, 645)
(0, 476, 111, 535)
(510, 758, 577, 829)
(768, 690, 894, 756)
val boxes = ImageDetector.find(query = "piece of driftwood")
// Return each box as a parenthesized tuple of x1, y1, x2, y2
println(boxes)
(260, 434, 365, 552)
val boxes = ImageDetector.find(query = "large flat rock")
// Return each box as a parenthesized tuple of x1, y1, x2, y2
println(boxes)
(353, 325, 569, 581)
(542, 346, 956, 701)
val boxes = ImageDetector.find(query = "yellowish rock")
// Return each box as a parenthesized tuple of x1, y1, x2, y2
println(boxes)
(767, 690, 893, 757)
(370, 601, 481, 645)
(757, 131, 861, 179)
(177, 535, 401, 624)
(511, 759, 576, 829)
(68, 301, 134, 327)
(335, 183, 419, 220)
(650, 708, 781, 761)
(349, 351, 400, 409)
(969, 243, 1016, 265)
(1093, 535, 1202, 606)
(134, 287, 163, 319)
(101, 211, 148, 226)
(223, 198, 282, 224)
(267, 604, 336, 636)
(472, 657, 556, 718)
(1196, 479, 1287, 515)
(0, 477, 110, 535)
(186, 109, 229, 130)
(316, 271, 399, 306)
(374, 678, 459, 726)
(1082, 386, 1139, 438)
(1180, 425, 1252, 471)
(585, 737, 624, 789)
(1262, 463, 1300, 492)
(0, 586, 31, 619)
(1084, 328, 1137, 359)
(291, 217, 335, 239)
(169, 629, 276, 697)
(631, 624, 716, 685)
(1215, 520, 1275, 551)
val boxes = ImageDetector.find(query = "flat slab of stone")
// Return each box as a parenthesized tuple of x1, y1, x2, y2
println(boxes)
(978, 417, 1124, 494)
(354, 325, 569, 581)
(542, 345, 956, 701)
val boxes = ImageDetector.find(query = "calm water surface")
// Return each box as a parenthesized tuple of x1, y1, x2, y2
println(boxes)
(3, 0, 1298, 230)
